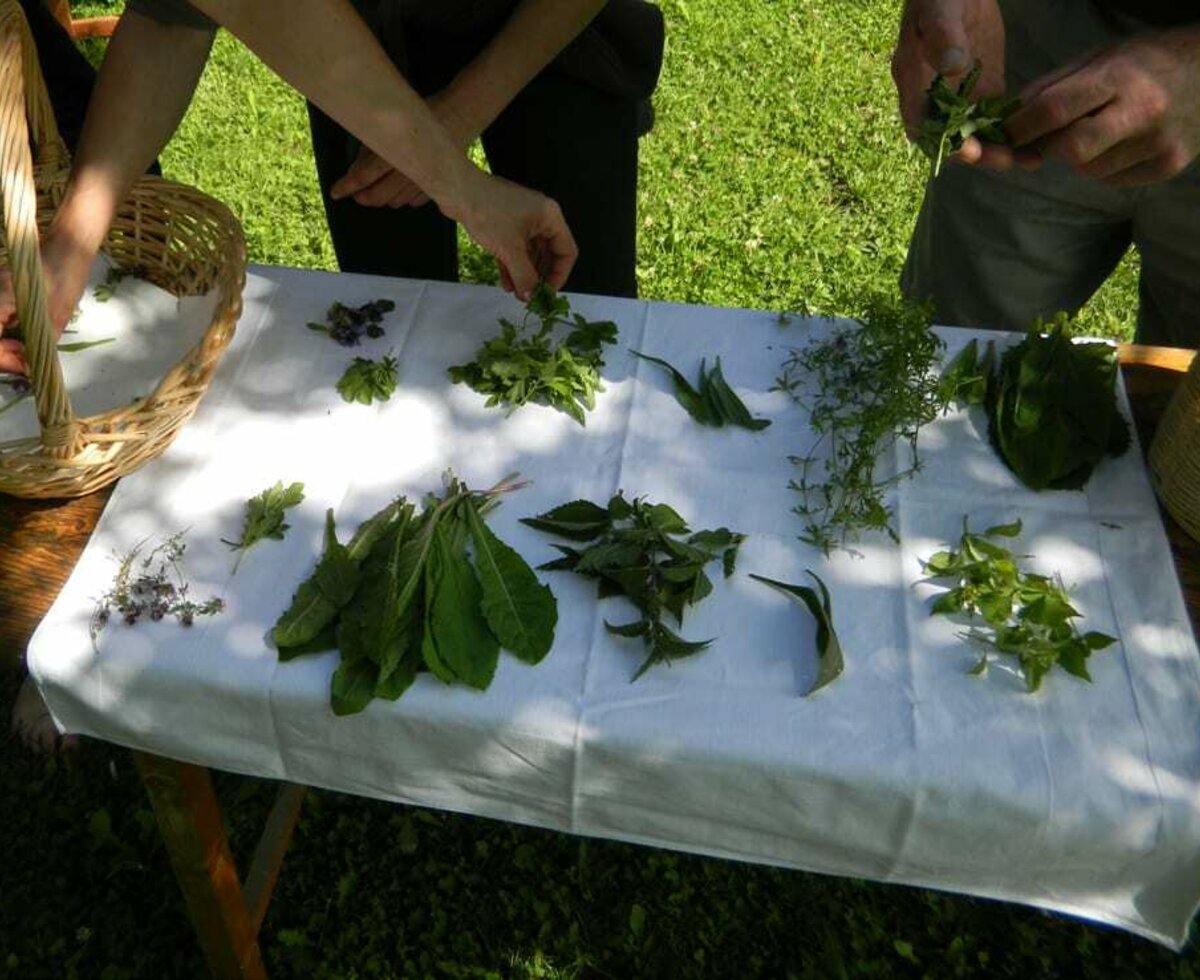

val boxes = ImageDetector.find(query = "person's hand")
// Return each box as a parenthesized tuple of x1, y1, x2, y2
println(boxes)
(892, 0, 1008, 166)
(1005, 26, 1200, 187)
(444, 169, 577, 300)
(0, 229, 97, 375)
(330, 92, 477, 209)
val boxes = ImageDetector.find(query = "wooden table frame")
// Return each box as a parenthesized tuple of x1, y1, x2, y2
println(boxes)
(3, 347, 1197, 978)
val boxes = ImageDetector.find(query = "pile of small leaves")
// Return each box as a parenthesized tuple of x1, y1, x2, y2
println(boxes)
(222, 480, 305, 570)
(940, 314, 1130, 490)
(272, 473, 557, 716)
(631, 351, 771, 431)
(337, 352, 398, 405)
(750, 570, 844, 695)
(775, 297, 948, 553)
(307, 299, 396, 346)
(448, 282, 618, 425)
(90, 531, 225, 645)
(917, 61, 1019, 177)
(922, 518, 1117, 692)
(523, 493, 743, 680)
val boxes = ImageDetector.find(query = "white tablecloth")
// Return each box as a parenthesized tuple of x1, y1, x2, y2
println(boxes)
(28, 266, 1200, 949)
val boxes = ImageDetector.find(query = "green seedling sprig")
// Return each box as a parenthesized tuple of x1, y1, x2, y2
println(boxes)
(917, 61, 1019, 177)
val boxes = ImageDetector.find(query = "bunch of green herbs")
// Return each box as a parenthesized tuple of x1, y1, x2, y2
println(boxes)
(448, 283, 617, 425)
(941, 314, 1130, 489)
(337, 352, 398, 405)
(272, 473, 557, 716)
(222, 480, 305, 570)
(90, 531, 225, 647)
(631, 351, 771, 430)
(750, 570, 844, 695)
(917, 61, 1019, 177)
(775, 297, 948, 553)
(523, 492, 742, 680)
(922, 517, 1117, 692)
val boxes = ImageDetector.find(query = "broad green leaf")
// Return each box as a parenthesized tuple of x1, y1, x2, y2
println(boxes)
(631, 350, 713, 424)
(703, 358, 771, 431)
(466, 501, 557, 664)
(750, 571, 845, 695)
(984, 519, 1023, 538)
(1084, 631, 1118, 650)
(423, 519, 499, 690)
(331, 658, 380, 716)
(277, 623, 338, 662)
(272, 510, 357, 648)
(519, 499, 610, 540)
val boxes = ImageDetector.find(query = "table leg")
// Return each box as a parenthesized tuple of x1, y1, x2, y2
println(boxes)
(134, 752, 268, 980)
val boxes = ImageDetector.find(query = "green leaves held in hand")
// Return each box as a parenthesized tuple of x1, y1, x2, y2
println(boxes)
(750, 571, 844, 695)
(271, 473, 557, 716)
(337, 352, 398, 405)
(448, 282, 618, 425)
(922, 517, 1117, 692)
(775, 296, 948, 553)
(631, 351, 771, 431)
(223, 480, 305, 570)
(917, 61, 1019, 177)
(524, 492, 742, 681)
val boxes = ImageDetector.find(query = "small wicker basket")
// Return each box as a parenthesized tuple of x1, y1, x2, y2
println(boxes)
(1150, 354, 1200, 541)
(0, 0, 245, 499)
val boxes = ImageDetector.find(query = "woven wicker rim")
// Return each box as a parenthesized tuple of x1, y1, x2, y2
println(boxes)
(0, 0, 245, 498)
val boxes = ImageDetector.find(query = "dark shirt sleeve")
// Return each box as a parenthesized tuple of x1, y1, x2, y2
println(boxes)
(125, 0, 217, 31)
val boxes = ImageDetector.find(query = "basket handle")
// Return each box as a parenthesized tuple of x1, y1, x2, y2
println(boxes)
(0, 0, 79, 458)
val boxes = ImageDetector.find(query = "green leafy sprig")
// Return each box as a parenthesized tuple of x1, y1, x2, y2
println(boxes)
(337, 352, 398, 405)
(939, 315, 1130, 490)
(631, 351, 771, 431)
(917, 61, 1019, 177)
(90, 531, 225, 648)
(750, 571, 844, 695)
(774, 297, 949, 553)
(272, 473, 557, 716)
(223, 481, 305, 569)
(448, 283, 618, 425)
(93, 264, 146, 302)
(523, 493, 743, 680)
(922, 518, 1117, 692)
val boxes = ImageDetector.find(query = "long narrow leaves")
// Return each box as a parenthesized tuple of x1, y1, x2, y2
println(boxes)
(750, 571, 844, 695)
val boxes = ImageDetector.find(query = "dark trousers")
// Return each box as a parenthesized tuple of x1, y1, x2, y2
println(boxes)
(307, 24, 640, 298)
(19, 0, 96, 154)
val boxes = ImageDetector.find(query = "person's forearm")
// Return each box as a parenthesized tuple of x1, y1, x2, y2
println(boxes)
(50, 11, 215, 254)
(439, 0, 606, 139)
(189, 0, 477, 212)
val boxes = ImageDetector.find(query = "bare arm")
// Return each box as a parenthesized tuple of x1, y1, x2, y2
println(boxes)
(330, 0, 605, 208)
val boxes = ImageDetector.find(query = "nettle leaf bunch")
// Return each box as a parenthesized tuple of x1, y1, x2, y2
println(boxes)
(918, 61, 1019, 176)
(448, 282, 618, 425)
(272, 473, 557, 716)
(775, 297, 948, 553)
(307, 299, 396, 347)
(940, 314, 1130, 490)
(90, 532, 225, 647)
(524, 493, 743, 680)
(922, 518, 1117, 692)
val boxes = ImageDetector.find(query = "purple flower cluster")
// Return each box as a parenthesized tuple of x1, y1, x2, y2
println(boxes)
(307, 299, 396, 347)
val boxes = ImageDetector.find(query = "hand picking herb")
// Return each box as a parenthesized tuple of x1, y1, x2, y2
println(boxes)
(93, 263, 146, 302)
(941, 315, 1130, 490)
(631, 351, 771, 431)
(337, 352, 398, 405)
(523, 493, 743, 681)
(90, 531, 225, 648)
(272, 473, 557, 716)
(922, 517, 1117, 692)
(750, 571, 844, 695)
(222, 481, 305, 570)
(307, 299, 396, 347)
(775, 296, 948, 553)
(448, 282, 617, 425)
(917, 61, 1019, 177)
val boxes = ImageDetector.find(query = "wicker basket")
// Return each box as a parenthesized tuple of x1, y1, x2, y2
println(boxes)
(0, 0, 245, 499)
(1150, 353, 1200, 541)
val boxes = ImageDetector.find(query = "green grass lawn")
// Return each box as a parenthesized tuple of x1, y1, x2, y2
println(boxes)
(2, 3, 1176, 979)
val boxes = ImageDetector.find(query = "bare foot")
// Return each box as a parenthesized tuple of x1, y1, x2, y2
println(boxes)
(11, 674, 79, 754)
